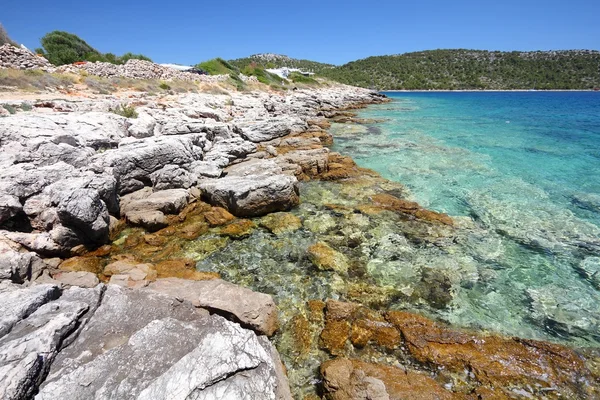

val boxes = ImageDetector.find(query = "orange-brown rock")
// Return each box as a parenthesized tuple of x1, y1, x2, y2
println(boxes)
(321, 358, 460, 400)
(323, 300, 400, 351)
(219, 219, 255, 239)
(386, 311, 599, 398)
(320, 320, 350, 355)
(143, 234, 168, 247)
(204, 206, 235, 227)
(85, 244, 113, 257)
(370, 193, 453, 225)
(307, 242, 349, 274)
(307, 119, 332, 130)
(325, 299, 360, 321)
(288, 314, 312, 360)
(320, 153, 360, 181)
(174, 220, 209, 240)
(59, 256, 105, 275)
(154, 258, 220, 281)
(177, 200, 212, 220)
(307, 300, 326, 323)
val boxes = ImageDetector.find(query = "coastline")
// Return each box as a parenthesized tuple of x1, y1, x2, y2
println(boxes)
(1, 77, 599, 399)
(381, 89, 599, 92)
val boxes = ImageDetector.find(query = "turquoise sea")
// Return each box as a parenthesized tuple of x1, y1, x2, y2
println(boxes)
(332, 91, 600, 347)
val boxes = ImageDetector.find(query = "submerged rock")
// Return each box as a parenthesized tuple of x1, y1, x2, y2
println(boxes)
(321, 358, 458, 400)
(315, 300, 600, 399)
(307, 242, 349, 274)
(259, 212, 303, 235)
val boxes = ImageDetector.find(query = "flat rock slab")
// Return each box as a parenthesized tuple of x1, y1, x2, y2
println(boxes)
(38, 315, 289, 400)
(0, 281, 292, 400)
(146, 278, 279, 336)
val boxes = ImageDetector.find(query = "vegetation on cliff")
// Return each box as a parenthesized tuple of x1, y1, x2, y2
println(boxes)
(36, 31, 152, 66)
(0, 23, 17, 47)
(229, 53, 335, 74)
(318, 49, 600, 90)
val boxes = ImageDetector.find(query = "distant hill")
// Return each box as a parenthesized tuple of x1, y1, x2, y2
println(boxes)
(229, 54, 335, 74)
(318, 49, 600, 90)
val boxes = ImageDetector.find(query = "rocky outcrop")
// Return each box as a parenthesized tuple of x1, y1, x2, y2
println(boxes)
(0, 282, 291, 400)
(0, 85, 385, 258)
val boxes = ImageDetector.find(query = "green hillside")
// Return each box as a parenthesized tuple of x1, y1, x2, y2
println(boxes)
(318, 49, 600, 90)
(229, 54, 335, 74)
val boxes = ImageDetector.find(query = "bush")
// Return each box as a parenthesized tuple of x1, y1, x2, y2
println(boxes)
(2, 104, 17, 114)
(118, 52, 152, 64)
(20, 102, 32, 111)
(242, 64, 286, 87)
(159, 82, 171, 90)
(110, 104, 138, 118)
(289, 72, 318, 85)
(196, 58, 238, 75)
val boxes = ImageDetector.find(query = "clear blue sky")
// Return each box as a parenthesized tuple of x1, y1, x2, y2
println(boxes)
(3, 0, 599, 65)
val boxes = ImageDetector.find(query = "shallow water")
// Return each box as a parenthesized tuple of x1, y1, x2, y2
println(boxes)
(107, 93, 600, 395)
(331, 92, 600, 346)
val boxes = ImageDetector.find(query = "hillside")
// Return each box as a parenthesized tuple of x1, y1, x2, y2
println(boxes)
(318, 49, 600, 90)
(229, 53, 335, 74)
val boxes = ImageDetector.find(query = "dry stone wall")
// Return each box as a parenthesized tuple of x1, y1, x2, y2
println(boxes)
(0, 44, 54, 71)
(0, 44, 227, 83)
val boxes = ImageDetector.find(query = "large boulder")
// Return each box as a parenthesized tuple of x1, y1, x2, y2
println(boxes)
(199, 160, 299, 217)
(56, 189, 110, 245)
(120, 188, 190, 231)
(94, 135, 207, 195)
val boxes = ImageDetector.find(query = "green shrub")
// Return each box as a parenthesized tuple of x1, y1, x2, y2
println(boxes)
(196, 58, 238, 75)
(118, 52, 152, 64)
(159, 82, 171, 90)
(228, 73, 246, 91)
(110, 104, 138, 118)
(242, 64, 287, 87)
(2, 104, 17, 114)
(289, 72, 318, 85)
(20, 102, 32, 111)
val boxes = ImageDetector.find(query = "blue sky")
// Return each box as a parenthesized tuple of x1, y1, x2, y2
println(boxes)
(2, 0, 599, 65)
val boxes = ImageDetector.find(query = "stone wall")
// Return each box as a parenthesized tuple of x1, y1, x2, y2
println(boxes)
(0, 44, 54, 71)
(0, 44, 227, 83)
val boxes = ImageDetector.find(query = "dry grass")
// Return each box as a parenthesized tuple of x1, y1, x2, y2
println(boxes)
(0, 69, 77, 92)
(82, 75, 201, 94)
(0, 68, 291, 97)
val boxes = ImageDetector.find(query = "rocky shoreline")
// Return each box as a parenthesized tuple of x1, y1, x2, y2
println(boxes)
(1, 78, 599, 399)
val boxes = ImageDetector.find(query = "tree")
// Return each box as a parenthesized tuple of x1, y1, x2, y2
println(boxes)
(38, 31, 153, 65)
(40, 31, 101, 65)
(0, 23, 17, 46)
